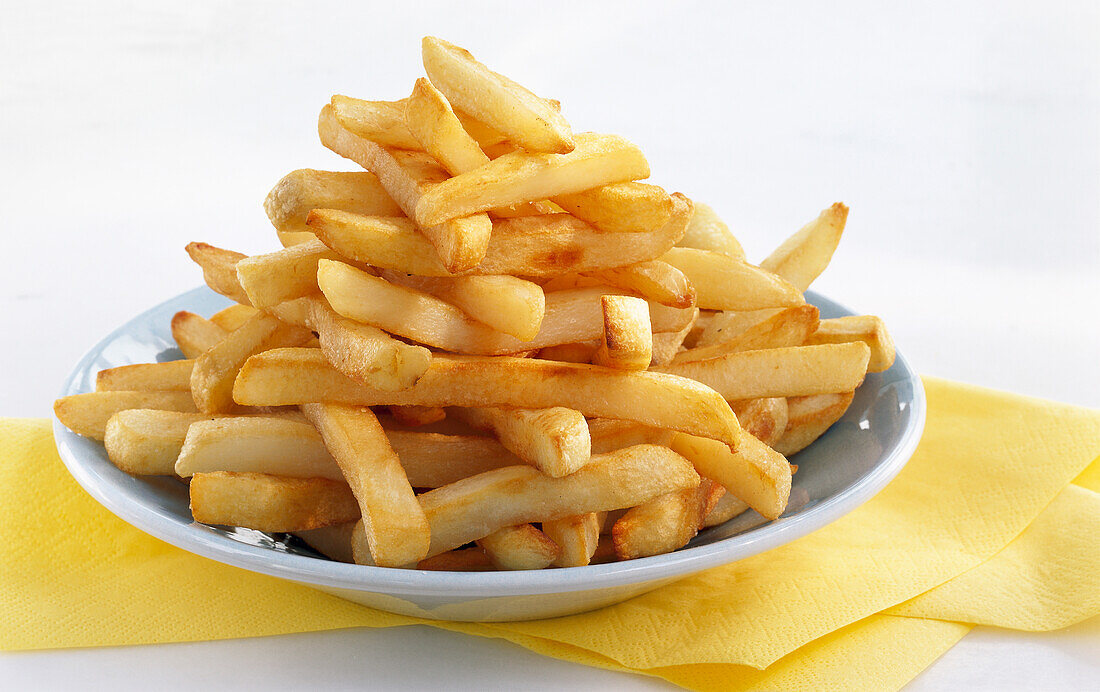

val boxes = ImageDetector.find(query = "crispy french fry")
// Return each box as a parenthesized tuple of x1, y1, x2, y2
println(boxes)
(477, 524, 560, 570)
(676, 201, 744, 258)
(404, 77, 490, 175)
(104, 410, 215, 475)
(703, 490, 750, 528)
(387, 431, 522, 486)
(542, 513, 600, 567)
(209, 304, 260, 332)
(694, 308, 781, 348)
(593, 295, 652, 371)
(537, 342, 597, 363)
(388, 405, 447, 426)
(190, 312, 312, 413)
(308, 192, 691, 278)
(731, 397, 789, 448)
(175, 416, 344, 480)
(553, 182, 673, 234)
(235, 348, 742, 446)
(773, 391, 856, 456)
(418, 444, 699, 557)
(806, 315, 896, 372)
(421, 36, 574, 154)
(319, 105, 492, 273)
(584, 260, 695, 309)
(235, 240, 349, 308)
(319, 261, 693, 354)
(190, 472, 360, 533)
(185, 242, 251, 305)
(660, 247, 804, 311)
(672, 305, 820, 363)
(329, 95, 422, 149)
(651, 309, 699, 367)
(171, 311, 227, 358)
(657, 342, 870, 401)
(95, 360, 194, 392)
(760, 203, 847, 291)
(612, 479, 722, 560)
(450, 406, 591, 478)
(669, 432, 792, 520)
(303, 403, 430, 567)
(379, 271, 546, 341)
(54, 390, 198, 440)
(413, 133, 649, 227)
(264, 169, 403, 246)
(293, 522, 357, 563)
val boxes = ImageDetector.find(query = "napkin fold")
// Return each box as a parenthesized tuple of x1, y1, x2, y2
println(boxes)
(2, 377, 1098, 691)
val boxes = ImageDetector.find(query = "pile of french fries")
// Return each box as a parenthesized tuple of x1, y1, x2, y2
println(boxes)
(55, 37, 896, 571)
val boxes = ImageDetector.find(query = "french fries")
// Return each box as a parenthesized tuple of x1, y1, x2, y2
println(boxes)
(731, 397, 789, 448)
(175, 416, 343, 480)
(703, 491, 750, 528)
(760, 203, 848, 291)
(235, 240, 348, 308)
(650, 310, 699, 368)
(95, 360, 194, 392)
(612, 480, 722, 560)
(450, 406, 591, 478)
(54, 390, 198, 440)
(209, 304, 260, 332)
(264, 169, 403, 246)
(553, 182, 672, 234)
(773, 391, 856, 456)
(583, 260, 696, 309)
(171, 311, 226, 358)
(404, 78, 490, 176)
(593, 295, 652, 371)
(669, 432, 792, 520)
(672, 305, 820, 363)
(185, 243, 251, 305)
(105, 410, 213, 475)
(190, 472, 360, 533)
(542, 513, 601, 567)
(661, 247, 804, 311)
(676, 201, 745, 258)
(477, 524, 561, 570)
(806, 315, 896, 372)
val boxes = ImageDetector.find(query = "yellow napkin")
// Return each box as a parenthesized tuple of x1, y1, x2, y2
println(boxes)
(2, 377, 1099, 691)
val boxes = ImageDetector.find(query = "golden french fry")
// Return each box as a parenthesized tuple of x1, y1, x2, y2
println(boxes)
(319, 261, 693, 354)
(329, 95, 422, 149)
(588, 418, 671, 454)
(773, 391, 856, 456)
(593, 295, 652, 371)
(669, 432, 792, 520)
(405, 77, 490, 175)
(676, 201, 744, 258)
(386, 431, 522, 487)
(171, 311, 227, 358)
(234, 240, 350, 308)
(584, 260, 695, 309)
(806, 315, 896, 372)
(553, 182, 673, 234)
(760, 203, 847, 291)
(477, 524, 561, 570)
(209, 304, 260, 332)
(413, 133, 649, 227)
(542, 513, 600, 567)
(308, 192, 691, 278)
(302, 403, 430, 567)
(387, 405, 447, 426)
(657, 342, 870, 400)
(175, 416, 344, 480)
(694, 308, 781, 348)
(660, 247, 804, 311)
(418, 444, 700, 557)
(421, 36, 574, 154)
(651, 309, 699, 367)
(731, 397, 789, 448)
(95, 360, 194, 392)
(54, 390, 198, 440)
(104, 410, 215, 475)
(450, 406, 591, 478)
(190, 472, 360, 533)
(264, 169, 403, 246)
(185, 242, 251, 305)
(672, 305, 820, 363)
(612, 480, 722, 560)
(190, 312, 311, 413)
(703, 490, 750, 528)
(319, 106, 491, 273)
(234, 348, 742, 446)
(379, 271, 546, 341)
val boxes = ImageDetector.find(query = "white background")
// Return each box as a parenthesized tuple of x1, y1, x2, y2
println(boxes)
(2, 1, 1097, 689)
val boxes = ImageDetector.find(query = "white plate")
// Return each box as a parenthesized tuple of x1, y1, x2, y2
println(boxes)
(53, 287, 925, 621)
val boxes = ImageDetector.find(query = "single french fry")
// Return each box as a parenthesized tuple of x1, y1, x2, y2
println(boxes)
(542, 513, 600, 567)
(329, 95, 422, 149)
(537, 341, 597, 363)
(694, 308, 781, 348)
(660, 247, 804, 311)
(379, 271, 546, 341)
(773, 391, 856, 456)
(806, 315, 896, 372)
(235, 348, 742, 446)
(421, 36, 574, 154)
(414, 133, 648, 227)
(593, 295, 652, 371)
(191, 312, 311, 413)
(235, 240, 349, 308)
(175, 416, 344, 480)
(54, 390, 198, 440)
(318, 105, 492, 273)
(477, 524, 560, 570)
(760, 203, 848, 291)
(731, 397, 789, 448)
(386, 431, 522, 487)
(657, 342, 870, 401)
(293, 522, 357, 563)
(185, 242, 251, 305)
(703, 490, 750, 528)
(95, 360, 194, 392)
(104, 410, 215, 475)
(588, 419, 671, 454)
(669, 432, 792, 520)
(450, 406, 591, 478)
(676, 201, 745, 258)
(319, 261, 693, 355)
(651, 309, 699, 367)
(388, 405, 447, 426)
(672, 305, 820, 363)
(612, 480, 722, 560)
(190, 472, 360, 533)
(584, 260, 695, 309)
(404, 77, 490, 175)
(553, 182, 673, 234)
(308, 192, 691, 278)
(171, 311, 227, 358)
(418, 444, 700, 557)
(264, 169, 403, 246)
(302, 403, 430, 567)
(209, 304, 260, 332)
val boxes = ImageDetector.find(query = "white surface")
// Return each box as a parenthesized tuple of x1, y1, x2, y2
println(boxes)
(2, 1, 1097, 690)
